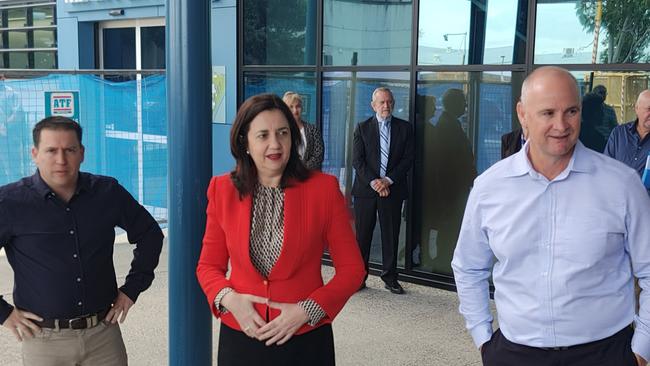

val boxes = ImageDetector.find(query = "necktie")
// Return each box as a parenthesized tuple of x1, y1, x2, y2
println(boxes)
(380, 121, 389, 177)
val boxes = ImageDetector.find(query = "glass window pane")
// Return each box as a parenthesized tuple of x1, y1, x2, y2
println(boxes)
(418, 0, 470, 65)
(34, 51, 56, 68)
(8, 52, 28, 68)
(413, 71, 523, 275)
(32, 6, 55, 27)
(141, 26, 165, 69)
(322, 71, 410, 267)
(243, 71, 317, 124)
(7, 9, 26, 28)
(33, 30, 56, 48)
(323, 0, 412, 66)
(418, 0, 527, 65)
(102, 28, 135, 69)
(483, 0, 527, 64)
(575, 70, 649, 128)
(7, 30, 27, 49)
(535, 1, 650, 64)
(243, 0, 316, 65)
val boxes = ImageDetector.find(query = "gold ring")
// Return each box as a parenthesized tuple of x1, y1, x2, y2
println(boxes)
(243, 326, 251, 332)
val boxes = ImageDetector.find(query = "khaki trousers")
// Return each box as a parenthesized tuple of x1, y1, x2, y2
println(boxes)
(22, 321, 127, 366)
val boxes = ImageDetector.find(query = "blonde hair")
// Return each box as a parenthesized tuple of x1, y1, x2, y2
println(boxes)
(282, 91, 303, 106)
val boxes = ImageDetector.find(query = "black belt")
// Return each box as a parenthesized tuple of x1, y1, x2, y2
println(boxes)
(538, 325, 632, 351)
(36, 309, 109, 330)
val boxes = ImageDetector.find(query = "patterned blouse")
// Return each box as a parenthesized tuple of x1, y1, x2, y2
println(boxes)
(214, 184, 325, 326)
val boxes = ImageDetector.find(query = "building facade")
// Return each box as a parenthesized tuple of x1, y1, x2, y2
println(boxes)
(53, 0, 650, 289)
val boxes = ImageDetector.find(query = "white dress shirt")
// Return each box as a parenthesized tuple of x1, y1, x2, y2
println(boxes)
(452, 141, 650, 361)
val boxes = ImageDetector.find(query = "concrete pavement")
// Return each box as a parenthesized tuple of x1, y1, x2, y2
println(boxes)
(0, 236, 486, 365)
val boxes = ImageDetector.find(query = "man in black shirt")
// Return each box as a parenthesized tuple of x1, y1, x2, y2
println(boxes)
(0, 116, 163, 365)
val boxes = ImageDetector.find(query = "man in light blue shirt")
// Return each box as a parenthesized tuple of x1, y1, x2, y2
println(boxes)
(452, 66, 650, 366)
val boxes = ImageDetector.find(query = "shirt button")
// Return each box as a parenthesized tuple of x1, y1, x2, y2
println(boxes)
(77, 301, 82, 306)
(73, 253, 78, 259)
(65, 207, 71, 212)
(69, 230, 75, 235)
(76, 277, 81, 282)
(541, 272, 548, 276)
(263, 280, 268, 285)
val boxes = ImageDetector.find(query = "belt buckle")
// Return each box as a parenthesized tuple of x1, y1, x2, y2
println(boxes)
(68, 314, 97, 329)
(542, 346, 570, 351)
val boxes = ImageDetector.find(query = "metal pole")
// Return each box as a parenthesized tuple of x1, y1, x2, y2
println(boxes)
(166, 0, 213, 365)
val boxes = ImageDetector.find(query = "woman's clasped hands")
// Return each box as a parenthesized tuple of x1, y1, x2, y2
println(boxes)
(220, 291, 310, 346)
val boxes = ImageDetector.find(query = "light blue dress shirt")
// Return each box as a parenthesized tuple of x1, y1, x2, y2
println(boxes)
(452, 141, 650, 361)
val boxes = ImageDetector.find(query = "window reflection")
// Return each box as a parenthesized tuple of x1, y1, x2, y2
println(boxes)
(141, 26, 165, 69)
(323, 0, 412, 66)
(243, 71, 317, 129)
(243, 0, 316, 65)
(33, 30, 56, 48)
(536, 1, 650, 64)
(322, 71, 410, 267)
(34, 51, 56, 69)
(32, 6, 54, 27)
(418, 0, 526, 65)
(413, 72, 521, 275)
(418, 0, 470, 65)
(575, 71, 650, 125)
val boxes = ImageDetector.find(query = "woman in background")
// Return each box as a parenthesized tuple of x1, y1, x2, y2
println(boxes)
(197, 93, 365, 365)
(282, 91, 325, 170)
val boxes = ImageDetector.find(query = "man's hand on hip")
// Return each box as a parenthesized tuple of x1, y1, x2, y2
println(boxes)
(2, 308, 42, 341)
(106, 290, 134, 324)
(636, 353, 647, 366)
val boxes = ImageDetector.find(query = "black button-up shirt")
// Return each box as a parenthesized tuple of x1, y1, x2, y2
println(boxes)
(0, 172, 163, 324)
(604, 119, 650, 177)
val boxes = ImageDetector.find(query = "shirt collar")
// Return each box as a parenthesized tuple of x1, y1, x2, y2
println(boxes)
(504, 140, 592, 178)
(376, 114, 392, 125)
(28, 170, 90, 199)
(627, 119, 639, 133)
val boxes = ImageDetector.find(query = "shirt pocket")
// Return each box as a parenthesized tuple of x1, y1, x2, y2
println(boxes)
(555, 210, 626, 267)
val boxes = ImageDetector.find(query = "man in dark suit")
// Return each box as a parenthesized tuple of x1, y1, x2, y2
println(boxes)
(352, 87, 414, 294)
(501, 127, 525, 159)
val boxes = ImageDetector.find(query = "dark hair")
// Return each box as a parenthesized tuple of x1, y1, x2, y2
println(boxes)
(581, 92, 604, 126)
(592, 85, 607, 100)
(230, 93, 310, 197)
(33, 116, 83, 147)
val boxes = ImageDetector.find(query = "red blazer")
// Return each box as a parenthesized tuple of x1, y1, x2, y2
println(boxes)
(196, 172, 365, 335)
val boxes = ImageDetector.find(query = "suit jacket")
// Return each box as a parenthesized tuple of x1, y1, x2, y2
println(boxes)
(351, 116, 414, 199)
(196, 172, 365, 335)
(501, 128, 523, 159)
(301, 121, 324, 170)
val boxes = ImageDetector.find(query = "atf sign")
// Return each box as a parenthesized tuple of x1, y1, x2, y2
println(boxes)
(45, 91, 79, 120)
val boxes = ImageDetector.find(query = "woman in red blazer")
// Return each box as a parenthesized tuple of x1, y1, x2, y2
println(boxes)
(196, 93, 365, 365)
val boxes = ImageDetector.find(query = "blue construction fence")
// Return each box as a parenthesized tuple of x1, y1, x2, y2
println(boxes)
(0, 74, 167, 222)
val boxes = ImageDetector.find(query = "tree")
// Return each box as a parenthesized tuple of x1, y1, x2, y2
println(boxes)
(576, 0, 650, 63)
(243, 0, 313, 65)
